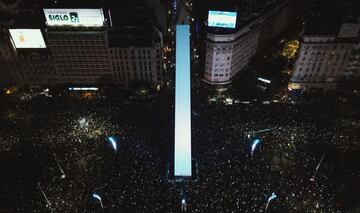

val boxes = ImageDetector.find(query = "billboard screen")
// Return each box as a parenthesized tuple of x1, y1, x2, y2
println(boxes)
(44, 9, 104, 27)
(9, 29, 46, 48)
(208, 10, 237, 29)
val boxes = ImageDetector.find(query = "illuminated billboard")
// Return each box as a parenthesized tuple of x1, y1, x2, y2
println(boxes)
(9, 29, 46, 48)
(174, 25, 192, 177)
(44, 9, 104, 27)
(208, 10, 237, 29)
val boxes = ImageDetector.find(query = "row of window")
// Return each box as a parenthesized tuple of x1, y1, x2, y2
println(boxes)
(303, 44, 348, 50)
(50, 39, 105, 42)
(112, 55, 156, 60)
(49, 34, 104, 39)
(56, 60, 110, 65)
(115, 70, 155, 81)
(301, 55, 344, 62)
(58, 69, 111, 74)
(297, 64, 342, 73)
(111, 48, 160, 55)
(214, 73, 229, 77)
(51, 45, 107, 49)
(53, 50, 108, 54)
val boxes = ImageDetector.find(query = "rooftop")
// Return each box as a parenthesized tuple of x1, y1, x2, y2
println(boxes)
(305, 14, 341, 36)
(304, 0, 360, 36)
(206, 0, 288, 34)
(108, 26, 159, 48)
(107, 0, 161, 47)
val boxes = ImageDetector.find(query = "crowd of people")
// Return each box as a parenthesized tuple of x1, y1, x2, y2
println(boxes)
(0, 90, 359, 212)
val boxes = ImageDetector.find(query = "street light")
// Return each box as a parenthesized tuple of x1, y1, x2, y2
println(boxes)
(92, 193, 104, 209)
(310, 153, 325, 181)
(53, 153, 65, 179)
(108, 136, 117, 152)
(38, 182, 53, 212)
(251, 139, 261, 156)
(265, 192, 277, 212)
(181, 198, 187, 212)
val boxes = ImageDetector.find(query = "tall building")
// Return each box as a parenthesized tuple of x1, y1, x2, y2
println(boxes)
(0, 0, 21, 28)
(0, 0, 166, 88)
(342, 41, 360, 81)
(41, 1, 113, 85)
(290, 35, 355, 90)
(0, 0, 23, 86)
(289, 0, 360, 91)
(1, 0, 112, 87)
(109, 40, 163, 88)
(0, 0, 56, 87)
(107, 0, 164, 88)
(45, 26, 113, 85)
(0, 28, 23, 86)
(15, 48, 56, 87)
(201, 0, 301, 85)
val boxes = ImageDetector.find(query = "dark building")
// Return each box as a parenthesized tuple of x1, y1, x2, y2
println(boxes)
(106, 0, 165, 88)
(289, 0, 360, 91)
(0, 0, 56, 87)
(0, 0, 167, 88)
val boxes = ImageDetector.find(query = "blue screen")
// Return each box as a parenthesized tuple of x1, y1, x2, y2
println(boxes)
(208, 10, 237, 29)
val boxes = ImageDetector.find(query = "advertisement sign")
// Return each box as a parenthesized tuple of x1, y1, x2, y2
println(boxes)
(9, 29, 46, 48)
(44, 8, 104, 27)
(208, 10, 237, 29)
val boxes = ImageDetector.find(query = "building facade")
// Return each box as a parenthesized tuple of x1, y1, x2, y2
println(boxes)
(110, 43, 163, 88)
(288, 0, 360, 91)
(204, 27, 260, 84)
(46, 28, 113, 85)
(203, 0, 299, 85)
(342, 41, 360, 81)
(107, 0, 164, 88)
(290, 36, 354, 90)
(0, 29, 22, 86)
(16, 49, 56, 86)
(0, 0, 165, 88)
(0, 0, 56, 87)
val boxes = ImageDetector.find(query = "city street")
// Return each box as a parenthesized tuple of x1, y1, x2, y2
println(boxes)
(0, 89, 359, 212)
(1, 0, 360, 212)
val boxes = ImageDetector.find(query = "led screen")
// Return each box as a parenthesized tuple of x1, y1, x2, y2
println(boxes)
(9, 29, 46, 48)
(44, 9, 104, 27)
(208, 10, 237, 29)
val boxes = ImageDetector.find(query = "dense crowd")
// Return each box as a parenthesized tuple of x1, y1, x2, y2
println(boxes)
(0, 91, 359, 212)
